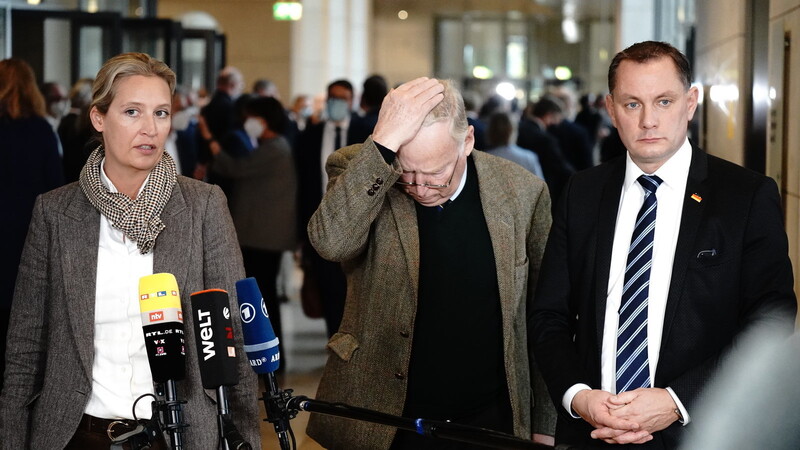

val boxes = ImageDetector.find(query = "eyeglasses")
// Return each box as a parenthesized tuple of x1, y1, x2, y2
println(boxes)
(395, 153, 461, 189)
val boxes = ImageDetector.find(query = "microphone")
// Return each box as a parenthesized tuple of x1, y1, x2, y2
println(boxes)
(235, 277, 291, 450)
(139, 273, 188, 449)
(190, 289, 252, 450)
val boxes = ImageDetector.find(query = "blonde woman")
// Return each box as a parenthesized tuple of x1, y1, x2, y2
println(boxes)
(0, 53, 260, 449)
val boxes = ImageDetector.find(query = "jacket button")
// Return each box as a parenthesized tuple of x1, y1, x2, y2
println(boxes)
(375, 177, 384, 185)
(367, 189, 375, 196)
(372, 183, 380, 190)
(400, 330, 409, 338)
(394, 372, 405, 380)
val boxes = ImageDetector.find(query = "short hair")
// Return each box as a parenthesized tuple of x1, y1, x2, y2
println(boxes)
(608, 41, 692, 93)
(68, 78, 94, 110)
(90, 53, 176, 116)
(532, 96, 564, 118)
(361, 75, 388, 110)
(246, 96, 288, 135)
(0, 58, 46, 119)
(217, 66, 242, 88)
(327, 79, 353, 97)
(486, 111, 515, 148)
(422, 79, 468, 141)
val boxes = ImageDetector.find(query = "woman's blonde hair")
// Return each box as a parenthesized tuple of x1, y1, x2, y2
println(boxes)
(0, 58, 46, 120)
(90, 52, 176, 115)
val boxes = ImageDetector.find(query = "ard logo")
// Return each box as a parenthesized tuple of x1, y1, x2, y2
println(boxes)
(150, 311, 164, 322)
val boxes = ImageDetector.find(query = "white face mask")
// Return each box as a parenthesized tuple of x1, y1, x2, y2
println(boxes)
(243, 117, 266, 141)
(171, 109, 193, 132)
(49, 99, 70, 119)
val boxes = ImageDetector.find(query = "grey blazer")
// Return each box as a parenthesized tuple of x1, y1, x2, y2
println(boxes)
(0, 177, 261, 449)
(305, 139, 557, 449)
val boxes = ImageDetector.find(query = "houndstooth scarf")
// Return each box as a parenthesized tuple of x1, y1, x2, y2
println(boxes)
(79, 145, 177, 255)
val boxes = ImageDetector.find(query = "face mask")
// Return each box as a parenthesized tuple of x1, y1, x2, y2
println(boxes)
(300, 106, 313, 118)
(49, 99, 70, 119)
(171, 109, 193, 132)
(243, 117, 266, 141)
(326, 98, 350, 122)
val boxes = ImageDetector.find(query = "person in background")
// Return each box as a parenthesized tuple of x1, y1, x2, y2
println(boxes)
(548, 85, 594, 171)
(252, 78, 280, 99)
(531, 40, 796, 448)
(348, 74, 388, 145)
(58, 77, 95, 183)
(164, 85, 201, 177)
(306, 77, 556, 449)
(295, 79, 356, 337)
(289, 94, 313, 132)
(484, 111, 545, 179)
(197, 66, 245, 181)
(462, 90, 488, 150)
(210, 96, 297, 372)
(0, 58, 64, 392)
(40, 81, 70, 133)
(517, 96, 574, 206)
(0, 52, 260, 449)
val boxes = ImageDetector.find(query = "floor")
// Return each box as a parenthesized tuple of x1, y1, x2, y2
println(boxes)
(258, 254, 327, 450)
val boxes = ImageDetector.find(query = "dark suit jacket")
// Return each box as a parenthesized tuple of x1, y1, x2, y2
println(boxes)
(531, 143, 797, 448)
(0, 178, 261, 449)
(517, 117, 574, 205)
(305, 140, 556, 449)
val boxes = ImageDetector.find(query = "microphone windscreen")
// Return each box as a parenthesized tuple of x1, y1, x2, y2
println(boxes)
(190, 289, 239, 388)
(235, 277, 280, 374)
(139, 273, 186, 383)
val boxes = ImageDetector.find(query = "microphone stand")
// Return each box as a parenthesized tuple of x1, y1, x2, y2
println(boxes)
(157, 380, 188, 449)
(261, 381, 550, 450)
(216, 386, 252, 450)
(261, 373, 294, 450)
(285, 396, 550, 450)
(110, 399, 163, 450)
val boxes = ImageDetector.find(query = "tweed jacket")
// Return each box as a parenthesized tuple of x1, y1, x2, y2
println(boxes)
(0, 177, 261, 449)
(305, 138, 557, 449)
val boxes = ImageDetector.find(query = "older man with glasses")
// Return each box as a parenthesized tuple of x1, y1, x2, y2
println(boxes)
(305, 77, 556, 450)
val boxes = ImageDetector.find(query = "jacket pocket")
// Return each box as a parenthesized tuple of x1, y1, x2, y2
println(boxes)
(327, 332, 360, 362)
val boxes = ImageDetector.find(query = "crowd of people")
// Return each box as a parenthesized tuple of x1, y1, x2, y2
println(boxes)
(1, 40, 797, 450)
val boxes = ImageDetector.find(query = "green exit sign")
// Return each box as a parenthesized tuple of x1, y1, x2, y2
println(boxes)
(274, 2, 302, 21)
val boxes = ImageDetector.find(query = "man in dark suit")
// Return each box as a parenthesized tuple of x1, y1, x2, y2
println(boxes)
(517, 96, 574, 205)
(531, 41, 797, 449)
(295, 79, 357, 337)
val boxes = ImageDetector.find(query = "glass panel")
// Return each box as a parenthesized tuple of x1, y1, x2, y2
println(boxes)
(506, 21, 527, 79)
(0, 6, 7, 60)
(182, 37, 206, 91)
(467, 20, 503, 78)
(437, 19, 464, 79)
(123, 26, 165, 59)
(43, 18, 72, 88)
(78, 25, 105, 78)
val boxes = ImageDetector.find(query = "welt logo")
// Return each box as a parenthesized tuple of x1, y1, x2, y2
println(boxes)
(150, 311, 165, 322)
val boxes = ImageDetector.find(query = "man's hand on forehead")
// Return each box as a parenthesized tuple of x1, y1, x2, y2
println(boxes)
(372, 77, 445, 153)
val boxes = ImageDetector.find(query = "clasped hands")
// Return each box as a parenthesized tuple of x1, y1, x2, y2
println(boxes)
(572, 388, 679, 445)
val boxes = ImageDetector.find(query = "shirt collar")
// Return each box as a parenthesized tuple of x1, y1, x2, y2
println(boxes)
(623, 138, 692, 192)
(449, 154, 469, 201)
(99, 157, 150, 197)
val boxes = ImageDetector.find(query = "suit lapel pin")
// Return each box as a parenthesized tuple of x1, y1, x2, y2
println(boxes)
(691, 193, 702, 203)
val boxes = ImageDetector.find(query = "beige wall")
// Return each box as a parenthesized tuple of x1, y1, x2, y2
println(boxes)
(158, 1, 294, 102)
(768, 0, 800, 306)
(694, 0, 748, 165)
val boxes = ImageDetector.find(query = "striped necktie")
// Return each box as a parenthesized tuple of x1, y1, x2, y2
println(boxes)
(616, 174, 662, 393)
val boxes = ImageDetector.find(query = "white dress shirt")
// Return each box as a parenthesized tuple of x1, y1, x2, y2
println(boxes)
(84, 159, 155, 420)
(320, 118, 350, 193)
(563, 138, 693, 424)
